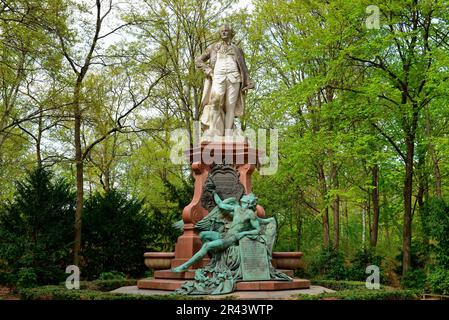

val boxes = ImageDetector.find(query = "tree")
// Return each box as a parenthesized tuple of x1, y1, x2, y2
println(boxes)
(56, 0, 167, 265)
(81, 189, 152, 279)
(0, 167, 75, 284)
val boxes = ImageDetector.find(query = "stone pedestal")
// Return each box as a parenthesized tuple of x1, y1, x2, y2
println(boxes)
(137, 141, 310, 291)
(171, 141, 265, 270)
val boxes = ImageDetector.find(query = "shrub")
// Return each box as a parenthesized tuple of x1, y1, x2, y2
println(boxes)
(0, 168, 75, 286)
(347, 248, 384, 281)
(424, 198, 449, 268)
(311, 280, 378, 290)
(401, 268, 427, 290)
(16, 268, 38, 288)
(19, 285, 200, 300)
(309, 247, 347, 280)
(428, 267, 449, 295)
(80, 279, 137, 291)
(394, 242, 428, 275)
(97, 271, 126, 281)
(0, 271, 16, 286)
(297, 288, 418, 300)
(81, 189, 152, 279)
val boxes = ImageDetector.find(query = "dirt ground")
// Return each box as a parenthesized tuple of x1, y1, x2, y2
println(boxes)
(0, 286, 20, 300)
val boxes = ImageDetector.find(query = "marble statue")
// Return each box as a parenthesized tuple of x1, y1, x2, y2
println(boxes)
(196, 24, 254, 137)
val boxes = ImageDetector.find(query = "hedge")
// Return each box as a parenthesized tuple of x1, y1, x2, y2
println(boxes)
(296, 288, 419, 300)
(18, 285, 202, 300)
(311, 279, 389, 290)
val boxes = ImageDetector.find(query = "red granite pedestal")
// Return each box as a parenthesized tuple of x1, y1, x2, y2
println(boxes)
(137, 141, 310, 292)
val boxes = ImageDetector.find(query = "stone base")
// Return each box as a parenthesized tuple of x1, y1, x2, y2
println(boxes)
(236, 279, 310, 291)
(153, 269, 294, 281)
(137, 277, 310, 291)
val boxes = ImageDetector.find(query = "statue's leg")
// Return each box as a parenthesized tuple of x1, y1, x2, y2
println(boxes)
(224, 81, 241, 132)
(209, 81, 226, 135)
(200, 230, 220, 242)
(172, 234, 222, 272)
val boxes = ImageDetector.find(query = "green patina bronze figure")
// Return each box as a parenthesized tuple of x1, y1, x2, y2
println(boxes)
(172, 192, 291, 295)
(172, 192, 274, 272)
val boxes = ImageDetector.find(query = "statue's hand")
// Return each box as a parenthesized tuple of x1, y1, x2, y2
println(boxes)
(242, 83, 255, 92)
(205, 67, 213, 77)
(213, 192, 222, 205)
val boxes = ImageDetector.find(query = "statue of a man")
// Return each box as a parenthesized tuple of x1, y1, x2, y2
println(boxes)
(172, 192, 274, 272)
(196, 24, 254, 137)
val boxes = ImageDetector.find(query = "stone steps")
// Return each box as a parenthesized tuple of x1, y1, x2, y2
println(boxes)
(137, 277, 310, 291)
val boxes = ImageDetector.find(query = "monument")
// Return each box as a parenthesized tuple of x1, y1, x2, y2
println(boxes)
(137, 24, 310, 294)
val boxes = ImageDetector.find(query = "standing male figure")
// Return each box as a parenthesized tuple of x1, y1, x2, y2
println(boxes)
(196, 24, 254, 137)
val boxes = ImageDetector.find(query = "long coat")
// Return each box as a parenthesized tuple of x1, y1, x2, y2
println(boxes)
(195, 42, 253, 127)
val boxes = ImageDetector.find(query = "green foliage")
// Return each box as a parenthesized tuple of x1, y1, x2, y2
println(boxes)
(347, 248, 384, 282)
(80, 279, 137, 292)
(81, 189, 151, 279)
(428, 267, 449, 295)
(18, 285, 202, 300)
(424, 198, 449, 268)
(97, 271, 126, 281)
(0, 271, 14, 286)
(395, 243, 428, 274)
(401, 269, 428, 290)
(16, 268, 38, 288)
(297, 288, 418, 300)
(0, 168, 75, 285)
(311, 280, 371, 291)
(309, 247, 348, 280)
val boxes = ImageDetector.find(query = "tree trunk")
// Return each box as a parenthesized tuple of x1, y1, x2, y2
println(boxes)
(370, 164, 379, 247)
(296, 208, 302, 251)
(332, 195, 340, 250)
(402, 137, 414, 275)
(330, 164, 339, 250)
(73, 83, 83, 267)
(345, 202, 349, 249)
(318, 163, 330, 247)
(432, 154, 442, 198)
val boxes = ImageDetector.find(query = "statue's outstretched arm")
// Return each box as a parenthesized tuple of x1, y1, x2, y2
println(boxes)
(213, 192, 236, 212)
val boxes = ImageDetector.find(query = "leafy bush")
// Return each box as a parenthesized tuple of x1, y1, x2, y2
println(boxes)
(80, 279, 137, 291)
(424, 198, 449, 268)
(0, 168, 75, 286)
(19, 285, 200, 300)
(309, 247, 347, 280)
(347, 248, 384, 281)
(97, 271, 126, 281)
(297, 288, 418, 300)
(428, 267, 449, 295)
(394, 242, 428, 274)
(311, 280, 380, 291)
(401, 268, 427, 290)
(16, 268, 38, 288)
(81, 189, 152, 279)
(0, 271, 16, 286)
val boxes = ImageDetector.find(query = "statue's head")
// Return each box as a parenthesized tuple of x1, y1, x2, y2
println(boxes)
(218, 24, 234, 41)
(240, 193, 257, 209)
